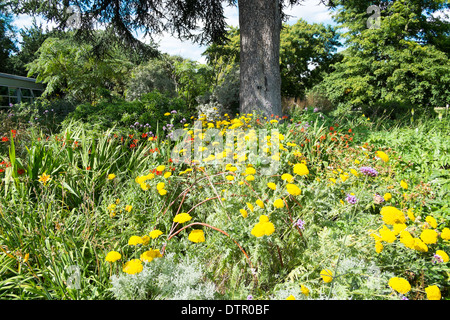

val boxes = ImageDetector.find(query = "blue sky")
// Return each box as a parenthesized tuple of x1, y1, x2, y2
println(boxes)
(12, 0, 336, 63)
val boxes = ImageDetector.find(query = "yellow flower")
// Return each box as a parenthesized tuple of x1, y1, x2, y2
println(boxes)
(406, 208, 415, 222)
(300, 284, 310, 296)
(425, 216, 437, 229)
(188, 229, 205, 243)
(245, 175, 255, 181)
(128, 235, 144, 246)
(149, 229, 163, 239)
(293, 163, 309, 176)
(107, 173, 116, 180)
(392, 223, 407, 235)
(245, 167, 256, 175)
(425, 285, 441, 300)
(141, 235, 150, 245)
(140, 249, 162, 262)
(383, 193, 392, 201)
(164, 171, 172, 178)
(123, 259, 143, 274)
(281, 173, 294, 183)
(251, 215, 275, 237)
(388, 277, 411, 294)
(273, 198, 284, 208)
(375, 241, 383, 253)
(286, 183, 301, 196)
(173, 212, 192, 224)
(376, 151, 389, 162)
(255, 199, 264, 209)
(240, 209, 248, 218)
(320, 269, 333, 283)
(156, 165, 165, 172)
(246, 202, 254, 212)
(400, 180, 408, 189)
(350, 168, 359, 177)
(156, 182, 165, 190)
(140, 182, 150, 191)
(267, 182, 277, 190)
(286, 295, 296, 300)
(413, 238, 428, 252)
(38, 172, 52, 185)
(125, 205, 132, 212)
(380, 206, 405, 225)
(441, 227, 450, 240)
(420, 229, 438, 244)
(226, 175, 235, 181)
(105, 251, 121, 262)
(435, 250, 449, 263)
(399, 230, 415, 249)
(340, 174, 349, 182)
(164, 112, 171, 116)
(380, 225, 396, 243)
(158, 188, 167, 195)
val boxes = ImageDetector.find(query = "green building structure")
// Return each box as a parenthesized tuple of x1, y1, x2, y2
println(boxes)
(0, 72, 45, 108)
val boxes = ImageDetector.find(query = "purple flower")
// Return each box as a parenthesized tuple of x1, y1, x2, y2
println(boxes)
(247, 295, 253, 300)
(346, 194, 358, 204)
(294, 219, 305, 230)
(313, 107, 319, 113)
(360, 166, 378, 177)
(171, 110, 177, 114)
(433, 254, 444, 264)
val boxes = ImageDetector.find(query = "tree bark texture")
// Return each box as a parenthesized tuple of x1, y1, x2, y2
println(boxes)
(238, 0, 282, 117)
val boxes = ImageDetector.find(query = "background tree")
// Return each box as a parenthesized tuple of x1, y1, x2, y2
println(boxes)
(0, 0, 17, 73)
(10, 0, 333, 117)
(27, 34, 135, 102)
(321, 0, 450, 117)
(6, 22, 57, 76)
(280, 18, 342, 99)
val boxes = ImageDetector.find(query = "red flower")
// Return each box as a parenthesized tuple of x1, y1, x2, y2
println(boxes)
(17, 168, 25, 175)
(142, 133, 148, 138)
(1, 137, 8, 142)
(86, 166, 91, 170)
(330, 126, 334, 131)
(348, 129, 352, 133)
(11, 130, 17, 138)
(130, 144, 136, 149)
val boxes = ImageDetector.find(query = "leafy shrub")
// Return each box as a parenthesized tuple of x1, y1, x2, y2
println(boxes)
(125, 59, 177, 101)
(65, 91, 188, 132)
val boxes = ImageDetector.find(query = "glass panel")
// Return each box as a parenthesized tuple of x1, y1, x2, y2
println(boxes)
(8, 88, 18, 97)
(9, 97, 18, 105)
(21, 88, 32, 97)
(0, 96, 9, 106)
(32, 90, 43, 97)
(0, 86, 8, 96)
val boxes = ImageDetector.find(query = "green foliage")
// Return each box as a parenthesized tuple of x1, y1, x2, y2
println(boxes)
(322, 0, 450, 116)
(0, 1, 17, 73)
(280, 19, 342, 99)
(27, 36, 134, 102)
(125, 59, 177, 101)
(65, 91, 188, 133)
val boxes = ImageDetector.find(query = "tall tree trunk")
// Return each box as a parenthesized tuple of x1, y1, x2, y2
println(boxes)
(238, 0, 282, 117)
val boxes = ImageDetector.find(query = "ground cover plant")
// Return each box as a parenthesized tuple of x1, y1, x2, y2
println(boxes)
(0, 104, 448, 300)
